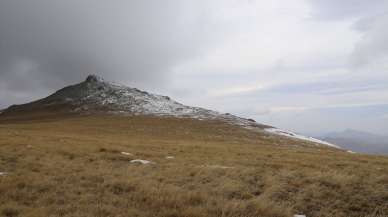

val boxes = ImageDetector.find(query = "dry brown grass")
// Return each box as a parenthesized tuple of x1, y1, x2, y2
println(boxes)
(0, 115, 388, 217)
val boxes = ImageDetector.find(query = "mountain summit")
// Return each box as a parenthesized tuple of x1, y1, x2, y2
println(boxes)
(0, 75, 340, 149)
(85, 74, 105, 83)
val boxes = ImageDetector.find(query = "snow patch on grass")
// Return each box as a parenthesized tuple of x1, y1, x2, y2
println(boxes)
(130, 159, 155, 165)
(121, 152, 133, 156)
(201, 165, 234, 169)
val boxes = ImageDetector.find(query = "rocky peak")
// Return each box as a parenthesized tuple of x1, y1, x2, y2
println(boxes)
(85, 74, 104, 83)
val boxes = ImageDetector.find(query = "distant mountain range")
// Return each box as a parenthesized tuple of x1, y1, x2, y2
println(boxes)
(320, 129, 388, 154)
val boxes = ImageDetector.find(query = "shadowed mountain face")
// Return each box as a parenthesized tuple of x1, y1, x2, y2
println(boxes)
(321, 129, 388, 154)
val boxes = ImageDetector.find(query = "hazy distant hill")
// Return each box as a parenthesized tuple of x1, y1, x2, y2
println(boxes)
(320, 129, 388, 154)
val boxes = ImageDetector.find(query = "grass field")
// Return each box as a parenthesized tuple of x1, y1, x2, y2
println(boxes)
(0, 115, 388, 217)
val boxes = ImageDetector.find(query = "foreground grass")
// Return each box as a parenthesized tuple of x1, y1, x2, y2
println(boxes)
(0, 115, 387, 217)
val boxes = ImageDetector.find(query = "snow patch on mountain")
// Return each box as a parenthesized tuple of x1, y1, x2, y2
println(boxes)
(264, 127, 341, 149)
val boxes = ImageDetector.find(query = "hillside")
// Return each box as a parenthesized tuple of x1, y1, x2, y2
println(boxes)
(0, 115, 388, 217)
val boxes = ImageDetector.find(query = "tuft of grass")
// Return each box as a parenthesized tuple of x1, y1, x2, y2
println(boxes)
(1, 207, 19, 217)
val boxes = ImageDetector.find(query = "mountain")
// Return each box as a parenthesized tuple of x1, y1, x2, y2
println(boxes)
(320, 129, 388, 154)
(1, 75, 262, 127)
(0, 74, 339, 149)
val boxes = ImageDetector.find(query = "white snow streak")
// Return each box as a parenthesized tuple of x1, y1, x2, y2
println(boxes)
(130, 159, 155, 165)
(264, 128, 341, 149)
(121, 152, 133, 156)
(201, 165, 234, 169)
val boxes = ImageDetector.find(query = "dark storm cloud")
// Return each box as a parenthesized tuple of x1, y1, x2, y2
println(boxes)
(0, 0, 214, 106)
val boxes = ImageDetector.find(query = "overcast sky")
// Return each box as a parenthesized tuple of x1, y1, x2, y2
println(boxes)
(1, 0, 387, 135)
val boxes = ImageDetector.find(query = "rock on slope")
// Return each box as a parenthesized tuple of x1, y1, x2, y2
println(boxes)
(0, 75, 339, 149)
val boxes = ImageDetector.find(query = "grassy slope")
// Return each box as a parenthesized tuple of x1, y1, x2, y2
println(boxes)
(0, 115, 387, 217)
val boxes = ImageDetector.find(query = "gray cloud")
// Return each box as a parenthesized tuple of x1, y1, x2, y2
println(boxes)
(308, 0, 388, 75)
(0, 0, 218, 106)
(307, 0, 388, 20)
(350, 13, 388, 69)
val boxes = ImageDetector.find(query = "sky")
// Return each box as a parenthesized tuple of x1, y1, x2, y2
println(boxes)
(0, 0, 387, 135)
